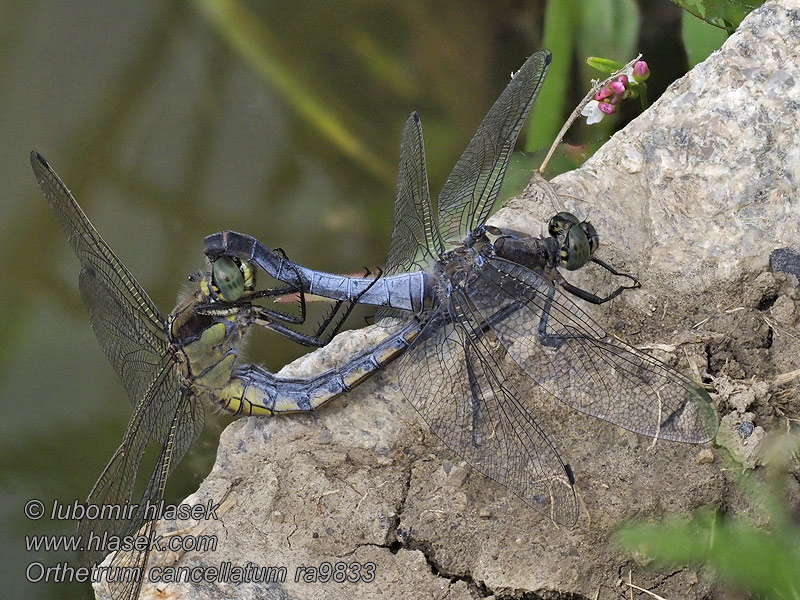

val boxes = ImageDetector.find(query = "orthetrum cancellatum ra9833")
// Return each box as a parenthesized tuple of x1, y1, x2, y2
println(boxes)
(205, 50, 719, 528)
(31, 152, 422, 600)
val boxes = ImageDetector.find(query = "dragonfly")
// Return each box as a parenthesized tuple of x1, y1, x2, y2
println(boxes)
(32, 152, 419, 600)
(205, 50, 719, 527)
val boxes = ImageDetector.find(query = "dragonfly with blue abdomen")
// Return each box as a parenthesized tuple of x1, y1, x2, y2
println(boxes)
(205, 50, 718, 527)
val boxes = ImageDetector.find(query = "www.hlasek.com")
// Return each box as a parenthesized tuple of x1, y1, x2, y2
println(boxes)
(24, 499, 377, 585)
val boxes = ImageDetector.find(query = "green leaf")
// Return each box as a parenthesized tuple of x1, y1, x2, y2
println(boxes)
(586, 56, 625, 73)
(669, 0, 765, 33)
(617, 512, 800, 599)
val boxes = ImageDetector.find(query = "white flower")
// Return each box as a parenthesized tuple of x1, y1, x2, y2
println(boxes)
(581, 100, 605, 125)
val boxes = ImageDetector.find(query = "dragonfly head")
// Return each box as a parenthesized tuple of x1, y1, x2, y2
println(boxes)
(548, 212, 599, 271)
(208, 256, 256, 302)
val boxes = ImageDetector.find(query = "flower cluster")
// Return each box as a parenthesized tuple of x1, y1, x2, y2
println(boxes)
(581, 60, 650, 124)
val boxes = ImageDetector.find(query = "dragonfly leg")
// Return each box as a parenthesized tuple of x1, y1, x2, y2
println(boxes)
(479, 297, 568, 350)
(248, 253, 309, 325)
(250, 308, 327, 347)
(273, 246, 303, 288)
(314, 266, 384, 343)
(558, 257, 641, 305)
(198, 259, 317, 342)
(532, 257, 640, 347)
(463, 341, 485, 448)
(536, 284, 568, 349)
(250, 266, 384, 348)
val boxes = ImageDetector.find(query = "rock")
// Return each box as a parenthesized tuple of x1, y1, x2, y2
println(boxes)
(770, 247, 800, 278)
(716, 412, 767, 469)
(771, 294, 797, 326)
(713, 376, 771, 413)
(696, 448, 715, 465)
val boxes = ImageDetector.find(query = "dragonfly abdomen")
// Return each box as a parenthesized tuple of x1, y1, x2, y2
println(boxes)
(214, 322, 422, 416)
(205, 231, 436, 312)
(299, 266, 434, 313)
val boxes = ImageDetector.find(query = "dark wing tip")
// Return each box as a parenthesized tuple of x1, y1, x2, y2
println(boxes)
(411, 111, 420, 123)
(564, 463, 575, 485)
(30, 152, 57, 190)
(30, 151, 48, 170)
(542, 50, 552, 65)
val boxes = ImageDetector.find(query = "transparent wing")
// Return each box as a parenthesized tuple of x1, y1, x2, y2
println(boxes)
(469, 258, 719, 443)
(384, 112, 443, 275)
(33, 153, 208, 597)
(395, 301, 578, 526)
(77, 359, 178, 563)
(31, 152, 170, 406)
(78, 366, 204, 600)
(378, 113, 443, 325)
(437, 51, 551, 247)
(105, 390, 204, 600)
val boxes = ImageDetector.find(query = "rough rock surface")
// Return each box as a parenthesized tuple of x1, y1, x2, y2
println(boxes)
(96, 2, 800, 598)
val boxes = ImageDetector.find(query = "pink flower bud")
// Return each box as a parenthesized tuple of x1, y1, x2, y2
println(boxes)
(609, 80, 626, 95)
(595, 86, 613, 101)
(633, 60, 650, 82)
(598, 102, 616, 115)
(617, 74, 629, 87)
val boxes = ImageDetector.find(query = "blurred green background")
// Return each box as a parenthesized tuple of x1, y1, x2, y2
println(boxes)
(0, 0, 736, 598)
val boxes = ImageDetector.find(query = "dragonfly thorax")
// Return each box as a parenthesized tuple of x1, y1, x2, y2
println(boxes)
(489, 213, 599, 273)
(492, 233, 556, 271)
(168, 260, 258, 394)
(434, 246, 484, 299)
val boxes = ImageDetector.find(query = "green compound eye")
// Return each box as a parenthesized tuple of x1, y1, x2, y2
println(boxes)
(212, 256, 244, 302)
(562, 224, 591, 271)
(581, 221, 599, 255)
(548, 211, 580, 237)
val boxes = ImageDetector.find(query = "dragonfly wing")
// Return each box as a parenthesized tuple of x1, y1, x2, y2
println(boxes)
(77, 267, 171, 410)
(436, 51, 551, 247)
(384, 112, 443, 275)
(378, 113, 442, 325)
(31, 152, 170, 406)
(396, 304, 578, 526)
(106, 389, 204, 600)
(78, 364, 203, 599)
(33, 154, 208, 597)
(469, 258, 719, 443)
(77, 357, 181, 562)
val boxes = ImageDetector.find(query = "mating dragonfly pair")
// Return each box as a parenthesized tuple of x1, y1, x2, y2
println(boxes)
(34, 50, 717, 600)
